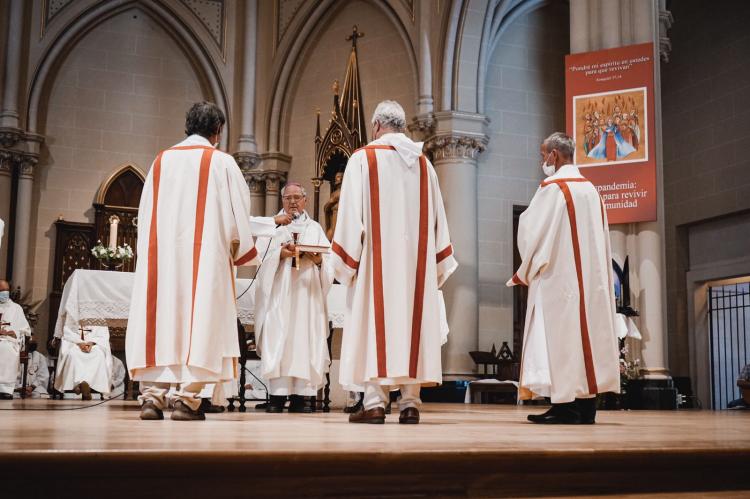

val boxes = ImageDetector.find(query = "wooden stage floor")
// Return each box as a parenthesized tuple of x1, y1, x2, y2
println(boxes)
(2, 400, 749, 498)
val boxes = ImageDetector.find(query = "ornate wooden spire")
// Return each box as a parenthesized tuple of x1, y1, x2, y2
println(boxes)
(340, 25, 367, 147)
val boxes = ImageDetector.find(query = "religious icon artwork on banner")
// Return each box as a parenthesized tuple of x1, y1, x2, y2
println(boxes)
(573, 87, 647, 167)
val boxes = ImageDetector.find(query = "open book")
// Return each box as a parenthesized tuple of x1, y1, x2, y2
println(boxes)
(295, 243, 331, 254)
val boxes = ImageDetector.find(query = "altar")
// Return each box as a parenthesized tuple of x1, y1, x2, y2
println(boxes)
(53, 269, 348, 337)
(53, 269, 349, 409)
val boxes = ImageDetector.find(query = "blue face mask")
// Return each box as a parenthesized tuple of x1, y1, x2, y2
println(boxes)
(0, 291, 9, 303)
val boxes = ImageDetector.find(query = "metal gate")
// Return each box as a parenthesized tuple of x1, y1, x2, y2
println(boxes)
(708, 281, 750, 409)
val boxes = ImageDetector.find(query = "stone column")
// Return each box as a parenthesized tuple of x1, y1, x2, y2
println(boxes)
(1, 0, 24, 128)
(568, 0, 672, 377)
(264, 173, 282, 216)
(12, 156, 35, 291)
(246, 174, 264, 217)
(236, 0, 259, 157)
(0, 154, 12, 278)
(423, 111, 489, 377)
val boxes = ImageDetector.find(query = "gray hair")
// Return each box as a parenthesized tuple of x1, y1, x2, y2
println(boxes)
(543, 132, 575, 159)
(371, 100, 406, 131)
(281, 182, 307, 198)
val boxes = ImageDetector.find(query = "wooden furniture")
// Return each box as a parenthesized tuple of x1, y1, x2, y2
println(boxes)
(48, 164, 144, 343)
(468, 342, 520, 404)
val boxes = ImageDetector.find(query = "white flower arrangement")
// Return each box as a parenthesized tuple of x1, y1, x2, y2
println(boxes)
(91, 241, 134, 264)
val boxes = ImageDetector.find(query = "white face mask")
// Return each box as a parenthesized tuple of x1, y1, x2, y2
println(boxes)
(541, 152, 556, 177)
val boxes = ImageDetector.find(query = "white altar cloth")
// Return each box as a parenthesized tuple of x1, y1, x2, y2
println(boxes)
(53, 270, 351, 338)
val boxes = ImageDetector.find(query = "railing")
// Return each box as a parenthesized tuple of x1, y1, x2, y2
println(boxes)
(708, 281, 750, 409)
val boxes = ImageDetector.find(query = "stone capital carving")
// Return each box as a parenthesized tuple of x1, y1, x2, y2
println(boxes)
(264, 172, 285, 193)
(424, 134, 488, 162)
(234, 151, 261, 171)
(408, 113, 436, 141)
(0, 127, 23, 148)
(247, 174, 265, 194)
(18, 155, 38, 180)
(658, 2, 674, 63)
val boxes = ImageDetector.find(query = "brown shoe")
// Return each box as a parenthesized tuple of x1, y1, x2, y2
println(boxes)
(78, 381, 92, 401)
(140, 401, 164, 420)
(171, 400, 206, 421)
(348, 407, 386, 424)
(399, 407, 420, 424)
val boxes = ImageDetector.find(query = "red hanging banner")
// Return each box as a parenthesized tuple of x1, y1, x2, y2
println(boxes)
(566, 42, 656, 224)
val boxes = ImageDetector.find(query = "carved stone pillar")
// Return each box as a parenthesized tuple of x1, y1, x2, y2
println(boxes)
(237, 0, 259, 154)
(422, 111, 489, 377)
(569, 0, 671, 379)
(0, 154, 12, 278)
(247, 174, 265, 217)
(1, 0, 24, 128)
(12, 155, 36, 291)
(264, 173, 283, 216)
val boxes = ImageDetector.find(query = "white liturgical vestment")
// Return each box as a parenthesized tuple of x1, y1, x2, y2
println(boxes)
(20, 351, 49, 397)
(126, 134, 260, 384)
(507, 164, 619, 404)
(331, 133, 458, 390)
(0, 300, 31, 394)
(55, 325, 113, 394)
(255, 211, 334, 393)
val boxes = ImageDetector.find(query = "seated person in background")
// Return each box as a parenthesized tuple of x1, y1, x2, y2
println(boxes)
(111, 356, 126, 396)
(0, 280, 31, 400)
(55, 324, 113, 400)
(19, 337, 49, 398)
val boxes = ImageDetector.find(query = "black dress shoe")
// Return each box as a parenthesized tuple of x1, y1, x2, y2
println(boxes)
(576, 397, 597, 424)
(199, 399, 226, 414)
(266, 395, 286, 413)
(0, 393, 13, 400)
(527, 402, 582, 424)
(288, 395, 316, 413)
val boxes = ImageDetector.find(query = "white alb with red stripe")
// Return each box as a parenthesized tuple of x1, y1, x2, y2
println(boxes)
(126, 135, 260, 383)
(507, 164, 620, 404)
(330, 132, 458, 390)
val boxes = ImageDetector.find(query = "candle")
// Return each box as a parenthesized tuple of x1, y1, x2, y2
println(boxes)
(108, 215, 120, 249)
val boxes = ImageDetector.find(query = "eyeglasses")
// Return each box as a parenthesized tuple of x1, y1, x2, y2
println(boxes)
(283, 195, 304, 202)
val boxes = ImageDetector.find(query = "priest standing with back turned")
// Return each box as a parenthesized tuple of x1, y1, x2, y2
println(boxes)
(331, 100, 458, 425)
(508, 132, 619, 424)
(126, 102, 260, 421)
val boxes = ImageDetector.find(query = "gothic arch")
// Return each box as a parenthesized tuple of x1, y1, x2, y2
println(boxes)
(26, 0, 230, 148)
(442, 0, 554, 114)
(266, 0, 419, 153)
(95, 163, 146, 208)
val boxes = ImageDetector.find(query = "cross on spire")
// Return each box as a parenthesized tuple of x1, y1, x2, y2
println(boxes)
(346, 25, 364, 48)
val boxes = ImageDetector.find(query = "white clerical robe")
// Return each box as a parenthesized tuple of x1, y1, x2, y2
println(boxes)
(19, 351, 49, 397)
(255, 211, 334, 393)
(55, 325, 113, 394)
(111, 356, 126, 395)
(507, 164, 620, 404)
(331, 133, 458, 389)
(126, 134, 260, 384)
(0, 300, 31, 394)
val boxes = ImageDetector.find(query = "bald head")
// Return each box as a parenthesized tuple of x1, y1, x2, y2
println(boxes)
(0, 281, 9, 292)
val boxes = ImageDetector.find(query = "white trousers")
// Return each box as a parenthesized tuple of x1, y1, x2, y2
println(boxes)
(363, 383, 421, 411)
(269, 376, 318, 396)
(138, 382, 205, 411)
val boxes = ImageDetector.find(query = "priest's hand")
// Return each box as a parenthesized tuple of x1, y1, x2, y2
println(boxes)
(0, 329, 16, 338)
(303, 252, 322, 266)
(78, 343, 93, 353)
(274, 214, 293, 226)
(280, 243, 296, 259)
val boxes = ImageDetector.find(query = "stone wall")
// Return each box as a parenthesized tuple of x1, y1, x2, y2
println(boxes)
(661, 0, 750, 375)
(285, 0, 417, 212)
(477, 3, 569, 351)
(29, 9, 207, 342)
